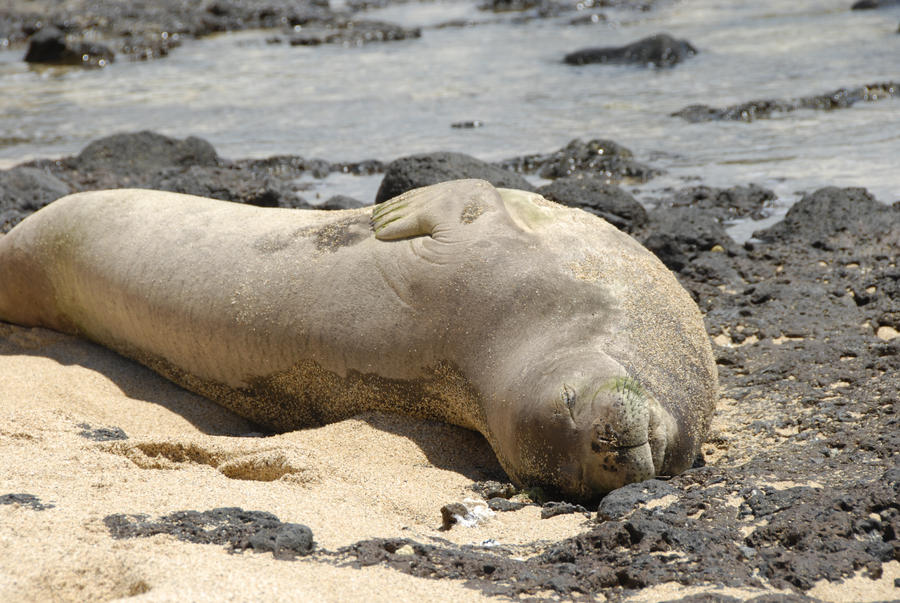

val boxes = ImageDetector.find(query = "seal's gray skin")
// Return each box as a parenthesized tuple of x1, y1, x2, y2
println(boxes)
(0, 180, 717, 499)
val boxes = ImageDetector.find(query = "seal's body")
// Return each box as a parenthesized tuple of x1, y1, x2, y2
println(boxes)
(0, 180, 717, 499)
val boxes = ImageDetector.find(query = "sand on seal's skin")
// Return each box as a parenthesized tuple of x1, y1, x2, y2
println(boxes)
(1, 323, 897, 602)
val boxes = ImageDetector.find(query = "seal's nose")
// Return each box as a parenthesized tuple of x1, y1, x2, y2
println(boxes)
(591, 377, 650, 450)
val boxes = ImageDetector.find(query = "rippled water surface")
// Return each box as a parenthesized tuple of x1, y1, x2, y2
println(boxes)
(1, 0, 898, 219)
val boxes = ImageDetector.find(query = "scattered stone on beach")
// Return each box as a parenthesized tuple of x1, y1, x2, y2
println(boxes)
(471, 480, 517, 500)
(501, 138, 661, 183)
(0, 493, 54, 511)
(104, 507, 315, 559)
(486, 498, 526, 512)
(440, 501, 494, 530)
(440, 502, 470, 530)
(77, 423, 129, 442)
(537, 175, 648, 232)
(564, 33, 697, 68)
(540, 501, 590, 519)
(672, 82, 900, 122)
(374, 151, 534, 204)
(24, 26, 115, 67)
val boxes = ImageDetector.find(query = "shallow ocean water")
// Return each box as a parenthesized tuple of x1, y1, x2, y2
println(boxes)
(1, 0, 898, 230)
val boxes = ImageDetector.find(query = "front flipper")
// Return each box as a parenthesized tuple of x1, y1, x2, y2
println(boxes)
(371, 179, 504, 241)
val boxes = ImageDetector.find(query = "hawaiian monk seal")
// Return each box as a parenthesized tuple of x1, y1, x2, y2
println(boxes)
(0, 179, 717, 500)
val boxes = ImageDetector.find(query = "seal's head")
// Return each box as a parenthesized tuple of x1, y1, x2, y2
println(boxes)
(492, 359, 678, 501)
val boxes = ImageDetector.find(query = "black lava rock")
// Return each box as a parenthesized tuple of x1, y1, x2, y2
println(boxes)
(643, 207, 735, 271)
(24, 26, 114, 67)
(502, 138, 660, 183)
(41, 131, 307, 208)
(541, 501, 589, 519)
(287, 19, 421, 46)
(753, 186, 898, 246)
(0, 493, 54, 510)
(664, 184, 776, 222)
(0, 166, 70, 232)
(596, 479, 677, 521)
(471, 480, 517, 499)
(104, 507, 314, 558)
(70, 131, 220, 175)
(537, 175, 647, 232)
(565, 33, 697, 68)
(852, 0, 900, 8)
(77, 423, 129, 441)
(320, 195, 366, 210)
(487, 498, 527, 512)
(241, 523, 315, 559)
(672, 82, 899, 122)
(374, 151, 534, 204)
(440, 502, 470, 530)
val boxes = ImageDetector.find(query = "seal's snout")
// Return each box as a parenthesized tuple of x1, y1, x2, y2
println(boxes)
(579, 377, 662, 494)
(591, 377, 650, 449)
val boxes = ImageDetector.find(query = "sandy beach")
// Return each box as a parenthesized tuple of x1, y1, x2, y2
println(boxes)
(2, 320, 898, 601)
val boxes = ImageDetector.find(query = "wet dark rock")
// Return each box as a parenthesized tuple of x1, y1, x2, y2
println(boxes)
(487, 498, 526, 512)
(597, 479, 677, 521)
(153, 165, 308, 208)
(451, 120, 485, 129)
(569, 12, 607, 25)
(0, 493, 53, 510)
(537, 175, 648, 232)
(479, 0, 542, 12)
(501, 138, 661, 183)
(673, 82, 900, 122)
(478, 0, 571, 20)
(0, 166, 70, 232)
(287, 19, 421, 46)
(12, 132, 311, 209)
(852, 0, 900, 8)
(440, 502, 470, 530)
(660, 184, 776, 222)
(541, 501, 589, 519)
(643, 207, 735, 271)
(104, 507, 314, 559)
(374, 152, 534, 204)
(4, 0, 333, 61)
(330, 159, 386, 176)
(320, 195, 366, 210)
(24, 26, 115, 67)
(77, 423, 128, 442)
(565, 33, 697, 68)
(69, 131, 220, 176)
(753, 186, 899, 248)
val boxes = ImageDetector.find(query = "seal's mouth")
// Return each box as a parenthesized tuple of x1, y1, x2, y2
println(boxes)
(591, 439, 650, 454)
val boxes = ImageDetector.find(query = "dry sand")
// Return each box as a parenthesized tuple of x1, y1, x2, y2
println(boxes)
(1, 323, 897, 602)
